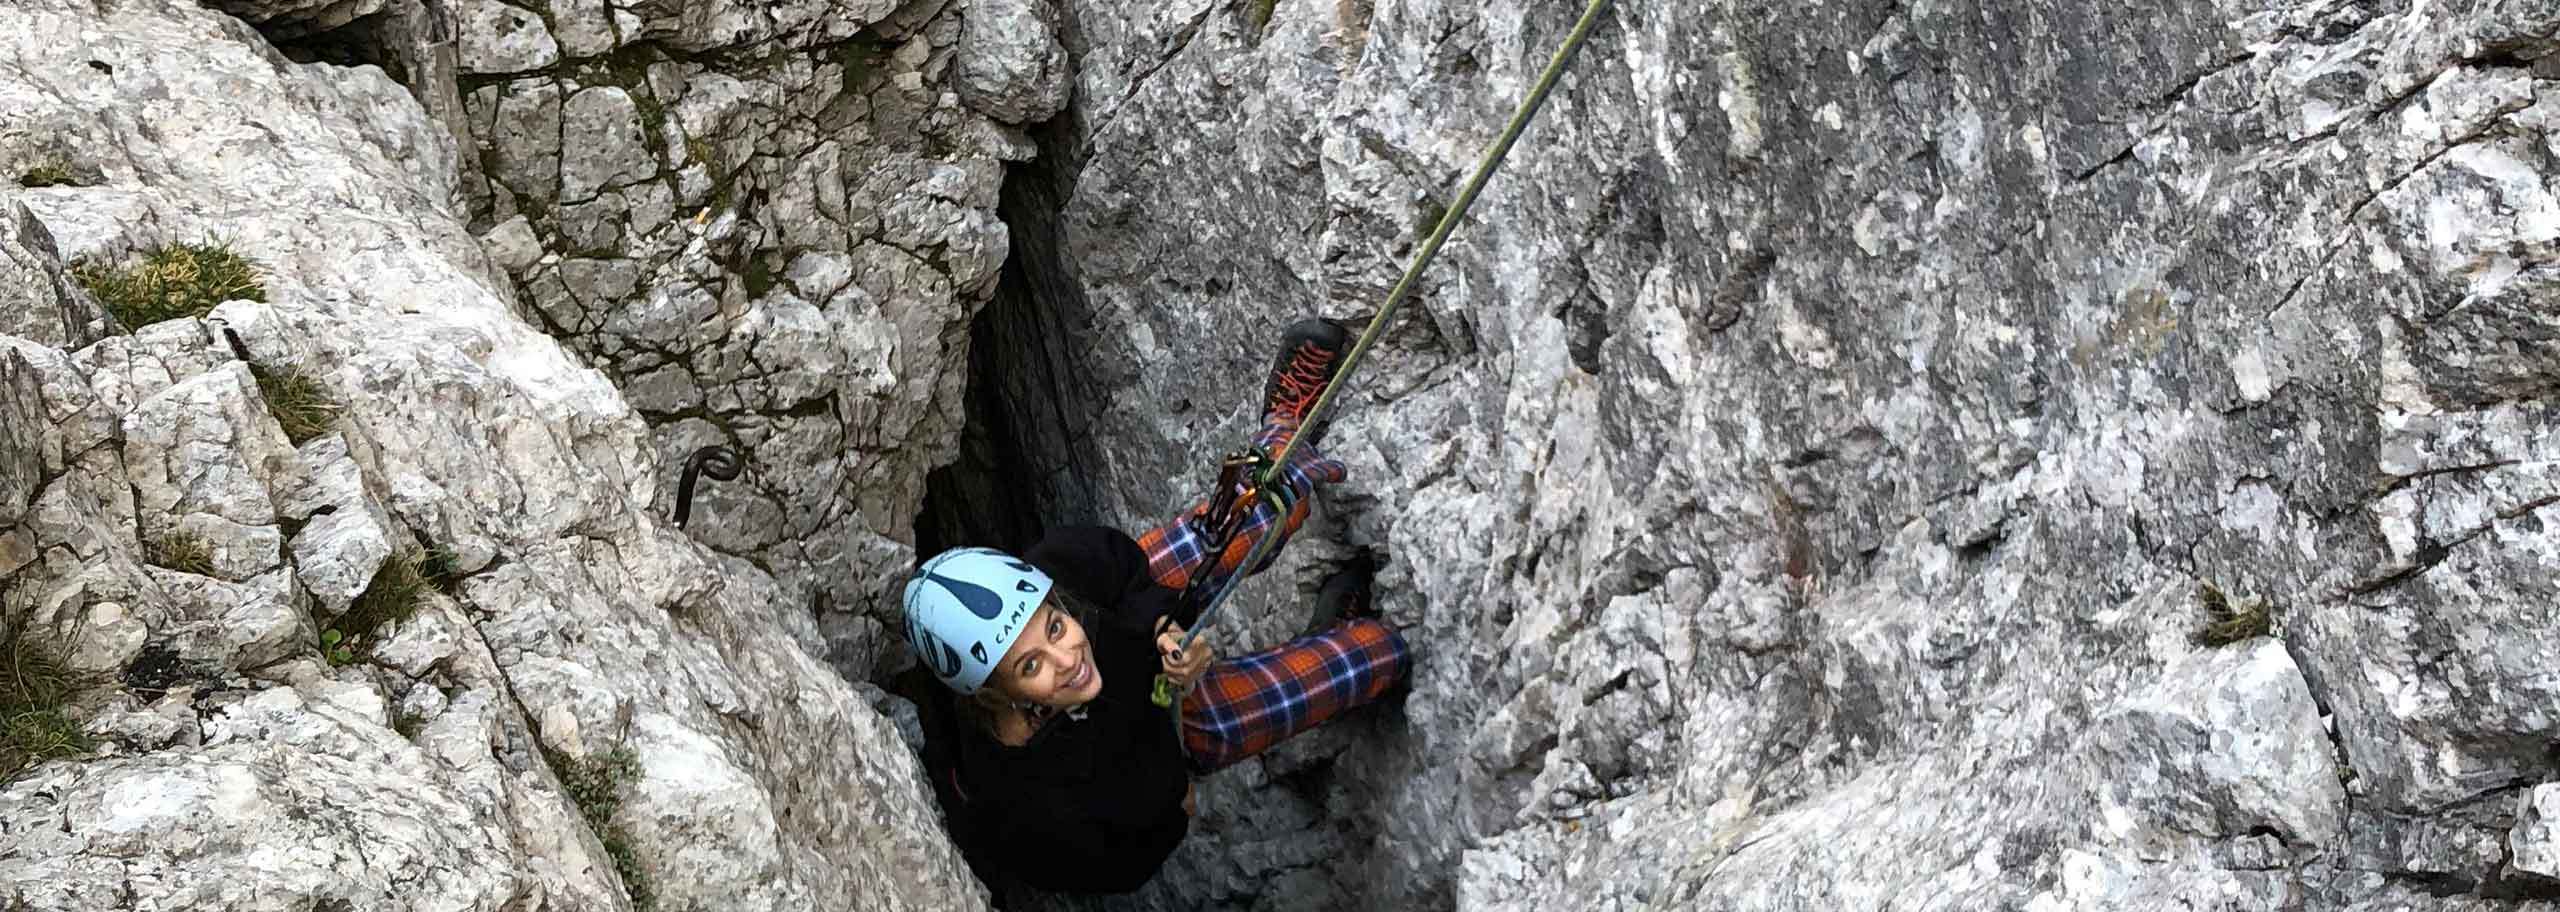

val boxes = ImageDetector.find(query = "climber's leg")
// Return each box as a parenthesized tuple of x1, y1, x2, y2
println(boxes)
(1135, 417, 1346, 593)
(1176, 617, 1408, 773)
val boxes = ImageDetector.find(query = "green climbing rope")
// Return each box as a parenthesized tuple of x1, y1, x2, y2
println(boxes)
(1153, 0, 1620, 708)
(1260, 0, 1619, 475)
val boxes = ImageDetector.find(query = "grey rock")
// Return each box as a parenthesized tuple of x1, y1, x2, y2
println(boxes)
(557, 87, 657, 204)
(12, 0, 2555, 908)
(548, 0, 630, 58)
(950, 0, 2560, 905)
(0, 198, 106, 349)
(2513, 784, 2560, 880)
(957, 0, 1074, 124)
(455, 0, 560, 74)
(0, 2, 992, 910)
(481, 79, 565, 208)
(120, 363, 295, 540)
(151, 569, 305, 671)
(64, 602, 149, 675)
(290, 503, 393, 612)
(197, 0, 386, 35)
(444, 0, 1064, 688)
(2089, 640, 2347, 847)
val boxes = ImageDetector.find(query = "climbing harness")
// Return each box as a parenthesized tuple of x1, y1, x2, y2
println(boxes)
(1154, 0, 1619, 707)
(673, 445, 743, 528)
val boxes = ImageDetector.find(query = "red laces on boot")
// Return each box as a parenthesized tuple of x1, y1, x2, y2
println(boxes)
(1269, 343, 1335, 422)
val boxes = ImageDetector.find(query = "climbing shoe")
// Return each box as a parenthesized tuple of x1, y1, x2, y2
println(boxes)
(1304, 551, 1380, 634)
(1263, 317, 1352, 441)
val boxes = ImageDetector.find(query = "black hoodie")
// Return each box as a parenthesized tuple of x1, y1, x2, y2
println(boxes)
(944, 524, 1198, 894)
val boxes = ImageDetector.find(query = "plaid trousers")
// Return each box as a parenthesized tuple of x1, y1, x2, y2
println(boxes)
(1178, 618, 1408, 772)
(1134, 420, 1347, 593)
(1132, 419, 1407, 772)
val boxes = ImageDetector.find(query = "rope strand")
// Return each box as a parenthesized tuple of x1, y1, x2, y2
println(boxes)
(1260, 0, 1620, 476)
(1153, 0, 1620, 704)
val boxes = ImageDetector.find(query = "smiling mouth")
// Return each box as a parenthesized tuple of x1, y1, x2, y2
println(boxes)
(1066, 652, 1095, 690)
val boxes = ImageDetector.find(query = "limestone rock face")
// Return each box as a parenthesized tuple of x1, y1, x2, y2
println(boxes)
(442, 0, 1069, 682)
(2513, 785, 2560, 881)
(0, 2, 985, 909)
(10, 0, 2560, 905)
(0, 201, 105, 349)
(956, 0, 2560, 906)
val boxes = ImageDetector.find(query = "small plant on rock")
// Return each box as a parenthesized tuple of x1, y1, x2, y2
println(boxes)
(319, 628, 357, 666)
(326, 549, 433, 664)
(16, 160, 78, 188)
(418, 546, 465, 595)
(1, 621, 94, 783)
(250, 367, 340, 445)
(2190, 583, 2274, 647)
(73, 241, 265, 331)
(549, 745, 654, 910)
(150, 530, 217, 576)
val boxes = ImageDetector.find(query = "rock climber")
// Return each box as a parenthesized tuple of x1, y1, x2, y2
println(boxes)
(898, 318, 1410, 895)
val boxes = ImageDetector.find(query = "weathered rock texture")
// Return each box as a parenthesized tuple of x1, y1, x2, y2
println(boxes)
(440, 0, 1067, 681)
(953, 0, 2560, 907)
(11, 0, 2560, 906)
(0, 2, 984, 909)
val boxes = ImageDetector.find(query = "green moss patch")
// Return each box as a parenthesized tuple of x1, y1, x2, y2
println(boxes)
(73, 242, 266, 331)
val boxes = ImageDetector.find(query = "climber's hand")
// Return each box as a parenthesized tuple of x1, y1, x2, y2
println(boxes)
(1155, 623, 1215, 692)
(1183, 781, 1198, 817)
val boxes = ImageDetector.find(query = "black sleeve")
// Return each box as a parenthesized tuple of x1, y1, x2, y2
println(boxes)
(992, 782, 1191, 894)
(1025, 525, 1187, 636)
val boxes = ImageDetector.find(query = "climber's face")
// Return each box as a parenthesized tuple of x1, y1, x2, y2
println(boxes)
(988, 600, 1102, 708)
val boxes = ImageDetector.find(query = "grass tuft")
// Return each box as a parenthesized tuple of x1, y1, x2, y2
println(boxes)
(150, 531, 217, 576)
(328, 550, 433, 663)
(73, 242, 266, 331)
(2, 623, 93, 783)
(17, 161, 78, 188)
(418, 546, 465, 594)
(550, 746, 654, 910)
(250, 367, 340, 445)
(1247, 0, 1279, 32)
(2190, 583, 2274, 647)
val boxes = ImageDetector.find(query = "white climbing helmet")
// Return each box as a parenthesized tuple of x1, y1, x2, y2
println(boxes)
(902, 547, 1056, 694)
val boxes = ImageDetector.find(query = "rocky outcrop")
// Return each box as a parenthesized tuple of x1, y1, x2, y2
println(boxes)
(0, 2, 983, 909)
(441, 0, 1069, 681)
(965, 0, 2560, 907)
(9, 0, 2559, 906)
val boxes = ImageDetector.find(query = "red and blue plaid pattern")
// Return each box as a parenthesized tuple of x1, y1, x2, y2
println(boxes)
(1178, 618, 1408, 772)
(1136, 420, 1346, 592)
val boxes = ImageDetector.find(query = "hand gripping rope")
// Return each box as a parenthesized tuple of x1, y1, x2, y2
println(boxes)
(1153, 0, 1620, 707)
